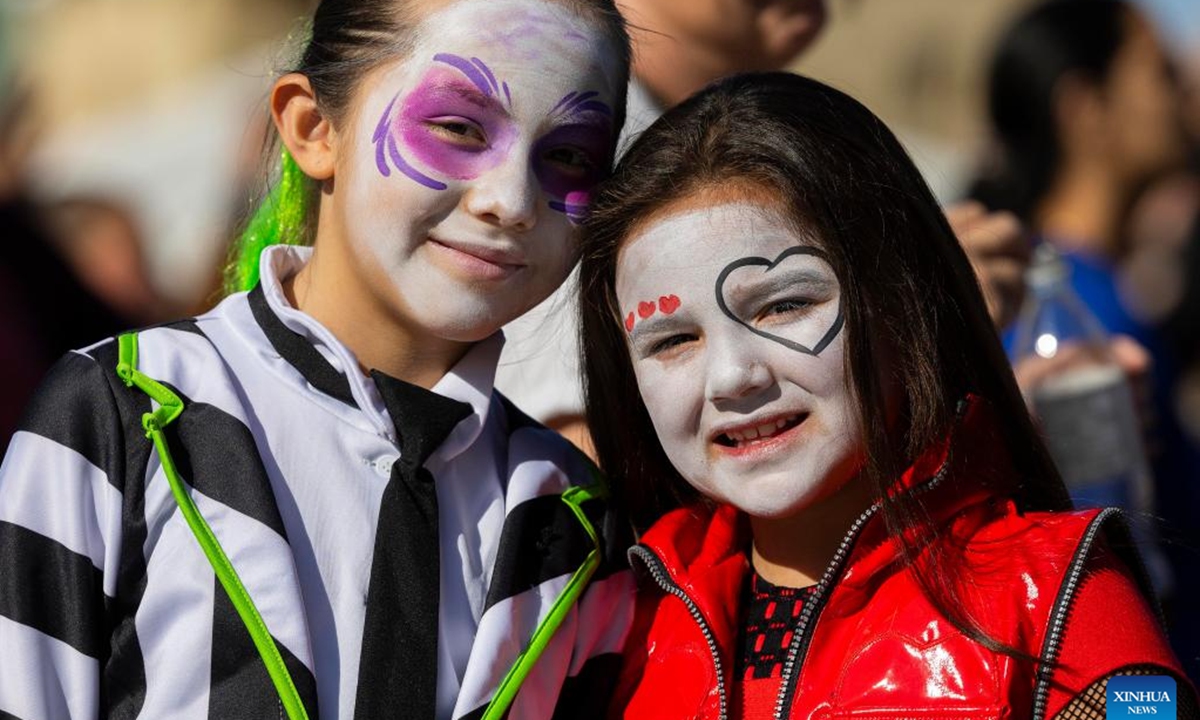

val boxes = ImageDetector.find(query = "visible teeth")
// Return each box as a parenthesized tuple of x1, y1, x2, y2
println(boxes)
(720, 414, 803, 446)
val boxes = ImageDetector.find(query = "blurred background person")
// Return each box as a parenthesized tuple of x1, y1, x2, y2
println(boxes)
(0, 82, 177, 453)
(969, 0, 1200, 677)
(0, 0, 304, 449)
(1123, 43, 1200, 455)
(8, 0, 310, 314)
(42, 195, 171, 327)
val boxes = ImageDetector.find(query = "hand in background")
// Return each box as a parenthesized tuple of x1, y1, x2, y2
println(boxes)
(946, 200, 1030, 330)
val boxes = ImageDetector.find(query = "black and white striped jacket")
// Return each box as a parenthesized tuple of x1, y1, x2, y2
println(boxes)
(0, 247, 635, 719)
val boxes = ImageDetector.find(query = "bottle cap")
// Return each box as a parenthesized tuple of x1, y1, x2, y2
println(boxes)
(1026, 243, 1068, 290)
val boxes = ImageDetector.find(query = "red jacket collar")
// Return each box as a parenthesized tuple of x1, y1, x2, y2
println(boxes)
(635, 396, 1014, 604)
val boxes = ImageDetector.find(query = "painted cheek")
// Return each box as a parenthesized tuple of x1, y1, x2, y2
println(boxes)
(643, 363, 704, 460)
(395, 75, 518, 181)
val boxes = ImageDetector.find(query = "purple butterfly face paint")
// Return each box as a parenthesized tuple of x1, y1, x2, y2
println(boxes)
(372, 41, 614, 224)
(339, 0, 622, 346)
(379, 60, 519, 187)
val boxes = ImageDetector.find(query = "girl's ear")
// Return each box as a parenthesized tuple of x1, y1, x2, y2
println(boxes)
(272, 73, 336, 181)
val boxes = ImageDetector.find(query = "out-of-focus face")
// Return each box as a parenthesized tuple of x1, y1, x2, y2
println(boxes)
(640, 0, 826, 71)
(332, 0, 621, 342)
(616, 199, 865, 519)
(1101, 11, 1186, 184)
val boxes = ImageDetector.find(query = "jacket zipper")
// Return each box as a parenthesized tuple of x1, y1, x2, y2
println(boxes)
(630, 434, 961, 720)
(629, 545, 730, 720)
(771, 502, 879, 720)
(773, 461, 954, 719)
(1029, 506, 1122, 720)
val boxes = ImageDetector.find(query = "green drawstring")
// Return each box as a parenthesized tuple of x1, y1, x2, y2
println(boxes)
(482, 479, 606, 720)
(117, 332, 310, 720)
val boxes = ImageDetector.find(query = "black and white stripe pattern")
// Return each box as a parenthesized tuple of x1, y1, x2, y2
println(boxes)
(0, 246, 635, 719)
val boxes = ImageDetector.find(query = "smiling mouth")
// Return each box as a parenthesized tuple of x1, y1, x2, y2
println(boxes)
(714, 413, 807, 449)
(429, 238, 525, 280)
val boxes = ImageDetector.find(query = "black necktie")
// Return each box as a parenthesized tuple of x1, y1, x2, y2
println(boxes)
(354, 371, 472, 720)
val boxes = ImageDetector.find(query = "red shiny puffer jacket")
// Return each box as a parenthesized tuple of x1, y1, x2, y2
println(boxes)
(611, 400, 1187, 720)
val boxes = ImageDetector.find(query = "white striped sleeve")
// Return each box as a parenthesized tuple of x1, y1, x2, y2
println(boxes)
(0, 350, 128, 719)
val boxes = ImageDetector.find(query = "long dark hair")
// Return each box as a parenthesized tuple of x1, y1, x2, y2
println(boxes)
(225, 0, 632, 292)
(579, 71, 1071, 656)
(970, 0, 1133, 221)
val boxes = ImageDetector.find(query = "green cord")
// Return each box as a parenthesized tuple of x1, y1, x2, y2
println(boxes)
(482, 481, 606, 720)
(116, 333, 310, 720)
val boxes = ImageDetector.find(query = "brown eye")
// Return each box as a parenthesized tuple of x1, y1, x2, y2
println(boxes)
(543, 146, 595, 174)
(650, 334, 697, 357)
(428, 118, 487, 147)
(761, 299, 812, 319)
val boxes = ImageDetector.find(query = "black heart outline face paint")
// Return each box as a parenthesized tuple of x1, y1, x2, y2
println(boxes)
(714, 246, 845, 356)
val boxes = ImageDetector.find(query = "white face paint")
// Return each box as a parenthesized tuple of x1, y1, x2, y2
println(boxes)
(616, 202, 864, 519)
(335, 0, 621, 342)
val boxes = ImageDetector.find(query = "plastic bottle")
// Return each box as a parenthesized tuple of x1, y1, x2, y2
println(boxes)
(1009, 243, 1171, 595)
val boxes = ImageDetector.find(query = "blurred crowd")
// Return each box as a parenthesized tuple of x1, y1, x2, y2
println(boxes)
(2, 0, 1200, 676)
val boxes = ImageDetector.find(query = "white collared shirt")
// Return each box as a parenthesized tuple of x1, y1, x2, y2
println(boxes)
(254, 245, 508, 716)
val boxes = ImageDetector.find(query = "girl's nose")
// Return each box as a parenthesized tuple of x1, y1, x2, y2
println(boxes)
(464, 152, 539, 232)
(704, 334, 773, 403)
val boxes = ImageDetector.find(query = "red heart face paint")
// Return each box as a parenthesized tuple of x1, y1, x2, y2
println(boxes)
(622, 294, 683, 335)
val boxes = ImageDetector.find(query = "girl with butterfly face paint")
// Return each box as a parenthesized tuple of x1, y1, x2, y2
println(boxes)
(0, 1, 636, 718)
(580, 73, 1195, 719)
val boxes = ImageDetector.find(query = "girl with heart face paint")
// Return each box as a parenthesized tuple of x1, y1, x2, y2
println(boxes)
(616, 201, 860, 525)
(580, 73, 1194, 718)
(0, 1, 638, 718)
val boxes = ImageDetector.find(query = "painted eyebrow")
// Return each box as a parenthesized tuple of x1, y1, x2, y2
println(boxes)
(553, 115, 612, 133)
(437, 81, 507, 112)
(551, 90, 613, 121)
(433, 53, 499, 96)
(731, 268, 836, 296)
(628, 313, 688, 345)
